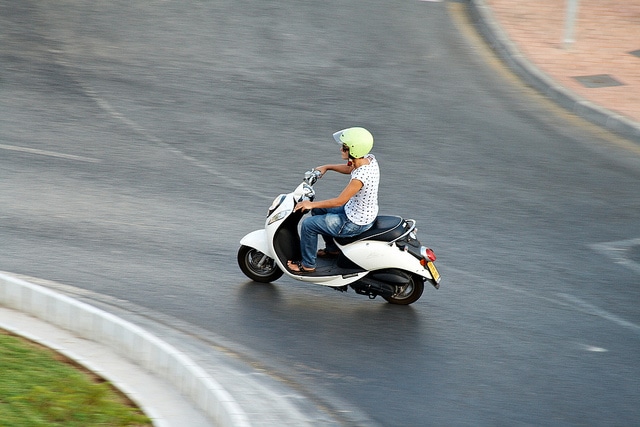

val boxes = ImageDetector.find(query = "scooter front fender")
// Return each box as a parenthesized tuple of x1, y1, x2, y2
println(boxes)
(239, 229, 274, 258)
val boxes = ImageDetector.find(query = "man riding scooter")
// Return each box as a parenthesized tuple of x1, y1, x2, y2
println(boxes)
(287, 127, 380, 274)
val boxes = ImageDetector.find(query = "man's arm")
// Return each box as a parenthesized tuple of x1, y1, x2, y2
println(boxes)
(316, 163, 353, 176)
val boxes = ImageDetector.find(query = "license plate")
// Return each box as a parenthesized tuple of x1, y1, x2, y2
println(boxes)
(426, 262, 440, 283)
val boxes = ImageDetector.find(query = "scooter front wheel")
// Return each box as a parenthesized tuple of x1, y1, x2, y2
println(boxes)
(383, 275, 424, 305)
(237, 245, 283, 283)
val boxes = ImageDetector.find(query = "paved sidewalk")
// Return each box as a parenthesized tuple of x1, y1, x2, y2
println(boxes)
(471, 0, 640, 141)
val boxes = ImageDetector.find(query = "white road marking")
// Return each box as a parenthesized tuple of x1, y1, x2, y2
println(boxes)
(35, 50, 267, 199)
(76, 81, 267, 199)
(581, 344, 608, 353)
(590, 238, 640, 275)
(0, 143, 100, 163)
(447, 265, 640, 336)
(558, 293, 640, 334)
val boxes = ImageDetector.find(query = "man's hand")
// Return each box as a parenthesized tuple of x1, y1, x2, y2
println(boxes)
(315, 165, 328, 177)
(294, 200, 313, 212)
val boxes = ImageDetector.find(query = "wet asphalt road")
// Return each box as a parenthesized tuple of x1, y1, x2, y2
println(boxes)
(2, 0, 640, 425)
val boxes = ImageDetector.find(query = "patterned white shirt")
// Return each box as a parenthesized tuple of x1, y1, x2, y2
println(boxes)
(345, 154, 379, 225)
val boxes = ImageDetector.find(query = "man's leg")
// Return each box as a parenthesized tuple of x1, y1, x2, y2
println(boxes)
(311, 207, 343, 253)
(300, 212, 345, 268)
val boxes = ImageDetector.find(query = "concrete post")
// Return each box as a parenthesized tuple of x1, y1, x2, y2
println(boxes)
(563, 0, 580, 48)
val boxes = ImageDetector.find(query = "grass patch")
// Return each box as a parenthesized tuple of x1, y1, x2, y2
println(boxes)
(0, 330, 151, 427)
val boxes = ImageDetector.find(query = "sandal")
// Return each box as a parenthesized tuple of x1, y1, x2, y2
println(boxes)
(317, 249, 340, 258)
(287, 260, 316, 274)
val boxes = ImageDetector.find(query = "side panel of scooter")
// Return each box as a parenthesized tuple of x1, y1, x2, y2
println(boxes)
(239, 229, 274, 258)
(340, 241, 433, 279)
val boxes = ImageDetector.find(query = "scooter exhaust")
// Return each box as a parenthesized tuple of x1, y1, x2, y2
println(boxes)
(352, 269, 412, 299)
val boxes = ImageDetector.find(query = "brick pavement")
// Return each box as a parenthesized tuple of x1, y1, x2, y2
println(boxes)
(483, 0, 640, 125)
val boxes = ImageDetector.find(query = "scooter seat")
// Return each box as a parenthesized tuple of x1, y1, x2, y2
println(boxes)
(334, 215, 405, 246)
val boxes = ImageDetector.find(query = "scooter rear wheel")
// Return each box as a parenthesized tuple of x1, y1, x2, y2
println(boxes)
(237, 245, 284, 283)
(383, 275, 424, 305)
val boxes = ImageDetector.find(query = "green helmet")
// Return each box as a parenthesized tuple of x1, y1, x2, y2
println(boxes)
(333, 127, 373, 158)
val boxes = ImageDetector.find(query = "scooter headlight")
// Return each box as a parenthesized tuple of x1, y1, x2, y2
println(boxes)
(268, 209, 290, 225)
(267, 194, 286, 217)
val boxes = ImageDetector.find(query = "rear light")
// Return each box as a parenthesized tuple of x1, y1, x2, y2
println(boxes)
(426, 248, 436, 261)
(420, 246, 436, 264)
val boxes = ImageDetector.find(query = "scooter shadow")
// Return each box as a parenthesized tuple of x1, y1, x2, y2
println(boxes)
(238, 280, 284, 303)
(237, 279, 423, 345)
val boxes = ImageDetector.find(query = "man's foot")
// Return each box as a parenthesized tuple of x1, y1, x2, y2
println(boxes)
(287, 260, 316, 274)
(317, 248, 340, 258)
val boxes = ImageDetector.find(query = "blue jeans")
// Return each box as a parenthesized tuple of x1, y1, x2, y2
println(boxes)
(299, 206, 373, 269)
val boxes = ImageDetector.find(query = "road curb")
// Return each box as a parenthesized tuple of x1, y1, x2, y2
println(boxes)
(0, 272, 250, 427)
(467, 0, 640, 144)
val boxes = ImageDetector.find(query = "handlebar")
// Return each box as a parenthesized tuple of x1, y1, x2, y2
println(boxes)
(304, 169, 322, 186)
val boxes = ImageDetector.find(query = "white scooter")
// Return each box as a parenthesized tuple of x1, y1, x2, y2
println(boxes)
(238, 169, 441, 305)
